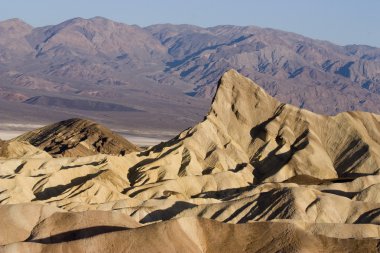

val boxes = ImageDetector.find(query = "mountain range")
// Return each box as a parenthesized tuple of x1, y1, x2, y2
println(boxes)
(1, 17, 380, 136)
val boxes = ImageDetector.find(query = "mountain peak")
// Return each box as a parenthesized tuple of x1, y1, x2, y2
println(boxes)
(216, 69, 269, 97)
(58, 16, 121, 28)
(0, 18, 31, 27)
(0, 18, 33, 33)
(208, 69, 279, 124)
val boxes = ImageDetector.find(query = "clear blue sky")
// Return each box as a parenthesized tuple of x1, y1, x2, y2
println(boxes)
(1, 0, 380, 47)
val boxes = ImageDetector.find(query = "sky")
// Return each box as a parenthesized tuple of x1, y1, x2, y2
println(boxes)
(1, 0, 380, 47)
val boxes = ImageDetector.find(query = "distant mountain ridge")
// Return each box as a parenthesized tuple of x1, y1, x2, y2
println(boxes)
(147, 24, 380, 114)
(1, 17, 380, 132)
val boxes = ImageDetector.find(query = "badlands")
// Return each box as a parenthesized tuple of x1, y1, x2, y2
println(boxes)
(1, 70, 380, 252)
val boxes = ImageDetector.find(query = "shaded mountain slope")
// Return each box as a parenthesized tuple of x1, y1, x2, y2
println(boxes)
(147, 24, 380, 114)
(14, 118, 140, 157)
(2, 18, 380, 134)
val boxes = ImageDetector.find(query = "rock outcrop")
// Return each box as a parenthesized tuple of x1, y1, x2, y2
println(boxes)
(127, 69, 380, 185)
(14, 118, 140, 157)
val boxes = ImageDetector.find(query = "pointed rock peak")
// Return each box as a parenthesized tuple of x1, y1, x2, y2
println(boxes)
(217, 69, 269, 95)
(208, 69, 280, 119)
(14, 118, 140, 157)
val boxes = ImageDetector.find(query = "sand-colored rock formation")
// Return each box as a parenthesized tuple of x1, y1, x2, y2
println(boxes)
(122, 69, 380, 188)
(14, 118, 140, 157)
(1, 70, 380, 252)
(0, 139, 51, 159)
(1, 212, 379, 253)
